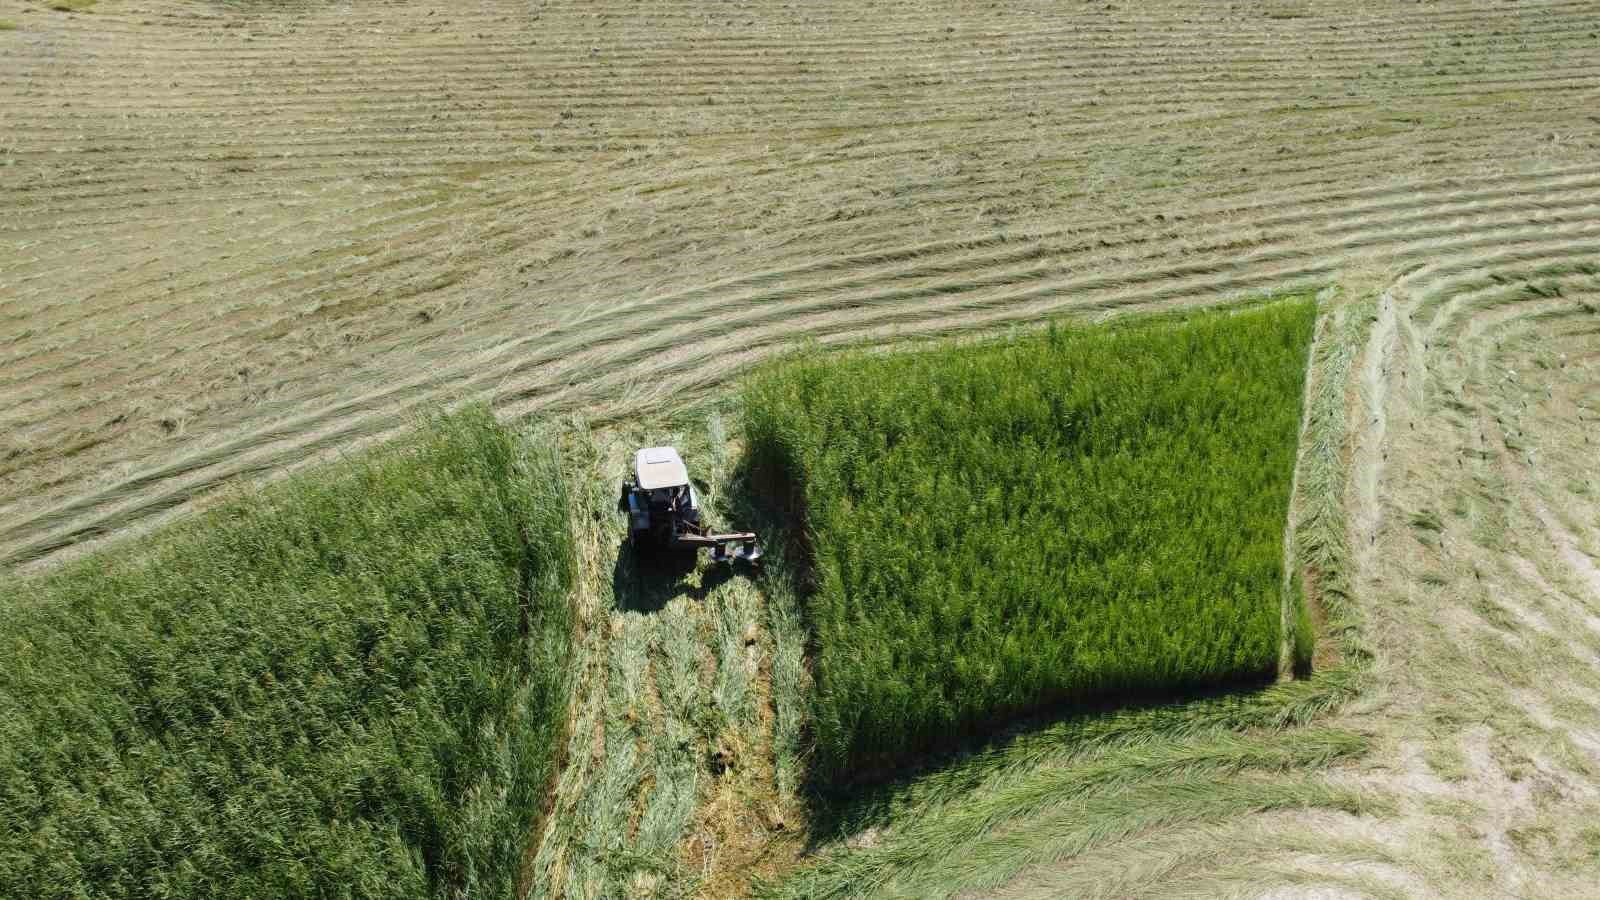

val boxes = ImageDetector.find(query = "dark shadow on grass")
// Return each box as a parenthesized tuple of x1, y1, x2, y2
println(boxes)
(612, 539, 697, 614)
(687, 563, 738, 601)
(722, 451, 816, 593)
(611, 533, 755, 612)
(794, 673, 1276, 850)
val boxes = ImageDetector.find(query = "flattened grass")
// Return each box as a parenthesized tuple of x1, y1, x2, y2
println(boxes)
(745, 300, 1318, 777)
(0, 410, 574, 899)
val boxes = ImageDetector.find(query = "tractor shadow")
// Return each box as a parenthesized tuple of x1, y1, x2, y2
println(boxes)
(612, 540, 744, 613)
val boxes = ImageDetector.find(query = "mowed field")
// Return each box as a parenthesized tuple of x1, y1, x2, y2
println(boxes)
(5, 0, 1600, 897)
(1, 0, 1595, 568)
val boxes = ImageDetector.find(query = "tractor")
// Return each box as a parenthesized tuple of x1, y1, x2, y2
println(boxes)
(617, 447, 762, 564)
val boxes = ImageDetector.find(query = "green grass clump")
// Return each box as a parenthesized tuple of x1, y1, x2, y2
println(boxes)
(1290, 570, 1316, 678)
(745, 300, 1317, 777)
(0, 409, 575, 899)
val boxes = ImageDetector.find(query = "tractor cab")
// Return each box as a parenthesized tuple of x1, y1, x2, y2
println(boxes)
(623, 447, 701, 537)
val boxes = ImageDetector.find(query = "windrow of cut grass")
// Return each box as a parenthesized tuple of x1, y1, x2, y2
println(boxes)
(744, 300, 1318, 778)
(0, 410, 574, 900)
(8, 0, 1599, 573)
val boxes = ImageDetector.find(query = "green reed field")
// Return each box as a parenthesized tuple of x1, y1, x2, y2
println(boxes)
(0, 410, 573, 900)
(745, 300, 1318, 778)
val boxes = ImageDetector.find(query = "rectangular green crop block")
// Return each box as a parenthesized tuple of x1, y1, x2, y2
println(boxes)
(744, 299, 1317, 777)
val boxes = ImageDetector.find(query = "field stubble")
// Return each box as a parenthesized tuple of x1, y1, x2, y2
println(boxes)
(2, 0, 1599, 569)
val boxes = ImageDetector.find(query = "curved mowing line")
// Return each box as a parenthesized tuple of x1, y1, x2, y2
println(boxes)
(7, 1, 1600, 569)
(6, 206, 1598, 567)
(9, 164, 1600, 373)
(10, 172, 1595, 442)
(1426, 268, 1600, 343)
(1411, 252, 1600, 328)
(5, 165, 1597, 429)
(0, 113, 1574, 259)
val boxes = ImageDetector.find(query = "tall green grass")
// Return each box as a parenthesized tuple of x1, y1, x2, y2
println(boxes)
(744, 301, 1317, 777)
(0, 410, 574, 900)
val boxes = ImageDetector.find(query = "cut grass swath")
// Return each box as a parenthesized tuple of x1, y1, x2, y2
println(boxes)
(765, 728, 1375, 900)
(745, 299, 1318, 777)
(0, 409, 574, 900)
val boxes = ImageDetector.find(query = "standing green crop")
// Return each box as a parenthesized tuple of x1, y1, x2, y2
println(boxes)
(0, 409, 574, 900)
(745, 300, 1317, 778)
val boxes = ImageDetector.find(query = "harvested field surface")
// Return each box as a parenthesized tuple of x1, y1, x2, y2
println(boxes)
(745, 300, 1316, 776)
(0, 411, 575, 899)
(521, 416, 808, 899)
(2, 0, 1597, 570)
(5, 0, 1600, 896)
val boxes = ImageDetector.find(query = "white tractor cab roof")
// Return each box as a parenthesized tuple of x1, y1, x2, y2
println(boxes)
(635, 446, 690, 491)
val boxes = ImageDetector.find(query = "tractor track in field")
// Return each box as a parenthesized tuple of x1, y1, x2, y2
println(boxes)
(1354, 291, 1398, 579)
